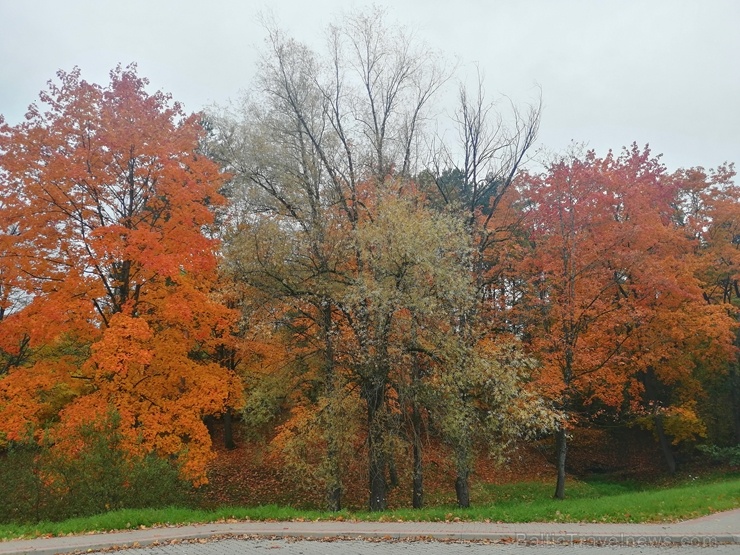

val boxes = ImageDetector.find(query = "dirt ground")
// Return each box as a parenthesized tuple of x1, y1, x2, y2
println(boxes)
(199, 419, 672, 510)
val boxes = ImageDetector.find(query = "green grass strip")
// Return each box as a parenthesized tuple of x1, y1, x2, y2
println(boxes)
(1, 474, 739, 541)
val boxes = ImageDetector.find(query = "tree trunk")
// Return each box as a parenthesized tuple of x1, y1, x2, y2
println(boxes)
(454, 443, 471, 508)
(203, 415, 216, 439)
(641, 367, 677, 473)
(368, 441, 387, 510)
(556, 341, 573, 500)
(223, 409, 235, 450)
(325, 433, 342, 511)
(325, 445, 342, 511)
(411, 400, 423, 509)
(322, 303, 343, 511)
(654, 413, 677, 474)
(365, 380, 387, 511)
(554, 427, 567, 499)
(455, 468, 470, 508)
(388, 456, 399, 489)
(327, 476, 342, 512)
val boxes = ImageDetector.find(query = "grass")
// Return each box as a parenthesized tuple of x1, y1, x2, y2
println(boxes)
(349, 472, 740, 524)
(1, 472, 739, 541)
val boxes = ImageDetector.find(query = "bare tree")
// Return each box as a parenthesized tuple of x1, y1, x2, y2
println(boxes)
(423, 72, 543, 507)
(209, 9, 451, 512)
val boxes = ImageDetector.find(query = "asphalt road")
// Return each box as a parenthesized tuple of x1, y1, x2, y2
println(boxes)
(3, 509, 738, 554)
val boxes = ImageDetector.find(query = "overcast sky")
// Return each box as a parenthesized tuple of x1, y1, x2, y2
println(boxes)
(1, 0, 738, 172)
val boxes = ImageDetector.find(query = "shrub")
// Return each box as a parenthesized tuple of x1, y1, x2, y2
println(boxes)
(698, 444, 740, 467)
(0, 441, 45, 523)
(0, 411, 192, 523)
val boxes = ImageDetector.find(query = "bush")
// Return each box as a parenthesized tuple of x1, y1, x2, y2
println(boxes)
(0, 441, 45, 523)
(0, 411, 192, 524)
(698, 444, 740, 467)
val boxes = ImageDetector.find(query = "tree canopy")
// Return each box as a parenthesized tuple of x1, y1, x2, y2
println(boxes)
(0, 65, 241, 485)
(1, 11, 738, 512)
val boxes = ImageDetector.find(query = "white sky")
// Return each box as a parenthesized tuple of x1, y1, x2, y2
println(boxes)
(1, 0, 738, 172)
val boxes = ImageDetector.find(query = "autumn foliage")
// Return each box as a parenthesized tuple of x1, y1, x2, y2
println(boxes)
(1, 54, 739, 518)
(513, 147, 736, 493)
(0, 66, 241, 484)
(519, 147, 732, 407)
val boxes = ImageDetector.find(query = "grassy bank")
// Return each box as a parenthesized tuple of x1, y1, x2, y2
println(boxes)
(2, 472, 739, 541)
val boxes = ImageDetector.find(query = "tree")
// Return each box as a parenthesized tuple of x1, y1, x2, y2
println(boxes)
(420, 72, 543, 507)
(0, 66, 242, 484)
(673, 163, 740, 445)
(430, 339, 558, 507)
(211, 10, 554, 510)
(518, 146, 734, 497)
(211, 9, 450, 511)
(336, 187, 474, 511)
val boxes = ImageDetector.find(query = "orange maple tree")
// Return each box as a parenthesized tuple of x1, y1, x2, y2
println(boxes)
(518, 146, 734, 495)
(0, 66, 242, 484)
(673, 163, 740, 444)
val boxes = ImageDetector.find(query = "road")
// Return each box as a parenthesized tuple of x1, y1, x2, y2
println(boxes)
(3, 510, 738, 554)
